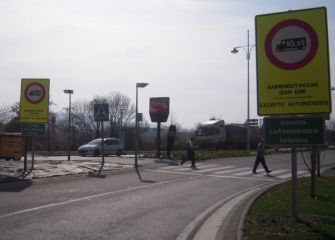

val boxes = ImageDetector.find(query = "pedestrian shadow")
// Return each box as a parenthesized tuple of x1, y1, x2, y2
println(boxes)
(83, 165, 106, 178)
(0, 177, 33, 192)
(87, 171, 106, 178)
(135, 167, 156, 183)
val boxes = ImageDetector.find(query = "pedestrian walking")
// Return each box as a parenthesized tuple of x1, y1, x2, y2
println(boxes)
(253, 139, 272, 174)
(166, 125, 177, 159)
(181, 137, 197, 168)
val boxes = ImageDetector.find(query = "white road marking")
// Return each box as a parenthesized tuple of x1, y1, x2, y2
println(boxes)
(196, 166, 235, 173)
(175, 164, 219, 171)
(0, 178, 181, 219)
(213, 167, 251, 175)
(233, 170, 255, 176)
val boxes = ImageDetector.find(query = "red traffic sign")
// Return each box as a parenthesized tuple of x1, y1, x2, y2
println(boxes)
(265, 19, 318, 70)
(149, 97, 170, 123)
(24, 82, 46, 104)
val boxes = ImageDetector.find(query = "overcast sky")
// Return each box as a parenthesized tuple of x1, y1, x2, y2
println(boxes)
(1, 0, 334, 129)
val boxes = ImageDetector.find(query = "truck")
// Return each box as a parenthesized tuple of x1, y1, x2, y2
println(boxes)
(0, 133, 25, 161)
(195, 120, 226, 148)
(195, 119, 262, 149)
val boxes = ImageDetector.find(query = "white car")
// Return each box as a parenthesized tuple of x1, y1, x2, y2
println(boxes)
(78, 138, 124, 157)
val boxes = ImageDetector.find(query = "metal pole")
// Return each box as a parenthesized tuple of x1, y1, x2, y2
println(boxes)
(24, 137, 28, 173)
(292, 147, 298, 218)
(311, 147, 316, 198)
(246, 29, 250, 152)
(156, 122, 161, 158)
(135, 86, 139, 168)
(120, 111, 123, 141)
(67, 93, 71, 161)
(31, 137, 35, 171)
(316, 147, 321, 177)
(99, 121, 105, 174)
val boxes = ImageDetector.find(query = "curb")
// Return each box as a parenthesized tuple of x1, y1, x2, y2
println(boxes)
(176, 183, 273, 240)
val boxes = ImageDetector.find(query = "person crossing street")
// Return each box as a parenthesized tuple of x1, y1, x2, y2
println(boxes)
(253, 139, 272, 174)
(181, 137, 197, 169)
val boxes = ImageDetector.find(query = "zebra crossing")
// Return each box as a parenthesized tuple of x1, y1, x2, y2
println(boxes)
(153, 163, 308, 180)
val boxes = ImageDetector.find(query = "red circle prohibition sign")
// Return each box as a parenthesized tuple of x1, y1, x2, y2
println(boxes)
(265, 19, 318, 70)
(24, 82, 46, 104)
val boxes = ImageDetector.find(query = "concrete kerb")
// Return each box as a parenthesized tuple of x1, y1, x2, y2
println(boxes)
(176, 182, 274, 240)
(235, 182, 281, 240)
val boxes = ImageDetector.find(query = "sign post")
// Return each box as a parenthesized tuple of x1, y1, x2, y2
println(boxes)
(256, 7, 331, 116)
(292, 147, 298, 218)
(256, 7, 330, 217)
(94, 103, 109, 175)
(149, 97, 170, 158)
(20, 78, 50, 172)
(263, 116, 325, 146)
(20, 79, 50, 124)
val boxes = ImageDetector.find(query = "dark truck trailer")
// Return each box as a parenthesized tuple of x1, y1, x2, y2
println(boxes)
(0, 133, 25, 161)
(225, 124, 247, 149)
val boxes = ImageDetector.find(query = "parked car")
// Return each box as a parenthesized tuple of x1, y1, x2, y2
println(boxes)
(78, 138, 124, 157)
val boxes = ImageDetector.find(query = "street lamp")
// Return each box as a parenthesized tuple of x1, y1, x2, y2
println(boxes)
(63, 89, 73, 161)
(231, 29, 255, 152)
(119, 107, 125, 139)
(135, 83, 148, 168)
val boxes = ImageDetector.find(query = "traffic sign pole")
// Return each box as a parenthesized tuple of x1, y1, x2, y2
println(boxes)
(291, 147, 298, 218)
(98, 121, 105, 175)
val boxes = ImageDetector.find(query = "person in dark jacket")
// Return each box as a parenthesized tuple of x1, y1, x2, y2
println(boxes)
(181, 137, 197, 168)
(166, 125, 176, 159)
(253, 139, 272, 174)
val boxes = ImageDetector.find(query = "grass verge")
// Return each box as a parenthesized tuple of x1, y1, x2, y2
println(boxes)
(244, 176, 335, 240)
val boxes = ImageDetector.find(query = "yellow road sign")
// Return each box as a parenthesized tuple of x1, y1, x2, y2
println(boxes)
(256, 7, 331, 116)
(20, 78, 50, 123)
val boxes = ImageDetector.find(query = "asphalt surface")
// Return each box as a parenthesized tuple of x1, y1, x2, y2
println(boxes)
(1, 154, 335, 240)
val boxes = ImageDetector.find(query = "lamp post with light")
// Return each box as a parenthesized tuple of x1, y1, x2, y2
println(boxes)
(231, 30, 255, 152)
(135, 83, 148, 168)
(63, 89, 73, 161)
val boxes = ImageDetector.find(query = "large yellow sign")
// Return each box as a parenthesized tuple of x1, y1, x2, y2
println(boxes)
(20, 78, 50, 123)
(256, 7, 331, 116)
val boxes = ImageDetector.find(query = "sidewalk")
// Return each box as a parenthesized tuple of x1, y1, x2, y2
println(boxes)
(0, 155, 156, 183)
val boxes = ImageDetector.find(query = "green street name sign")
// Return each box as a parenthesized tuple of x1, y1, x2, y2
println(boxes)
(21, 124, 45, 136)
(264, 116, 325, 146)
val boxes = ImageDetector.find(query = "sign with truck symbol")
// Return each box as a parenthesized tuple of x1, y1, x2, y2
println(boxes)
(256, 7, 331, 116)
(20, 78, 50, 123)
(275, 37, 306, 52)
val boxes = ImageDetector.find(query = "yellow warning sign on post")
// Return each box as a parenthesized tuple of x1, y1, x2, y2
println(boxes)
(255, 7, 331, 116)
(20, 78, 50, 123)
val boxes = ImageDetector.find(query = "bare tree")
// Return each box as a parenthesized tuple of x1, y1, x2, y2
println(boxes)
(0, 104, 12, 131)
(71, 99, 96, 142)
(107, 92, 135, 138)
(1, 102, 20, 132)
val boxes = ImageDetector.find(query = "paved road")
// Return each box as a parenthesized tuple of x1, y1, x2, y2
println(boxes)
(0, 150, 334, 240)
